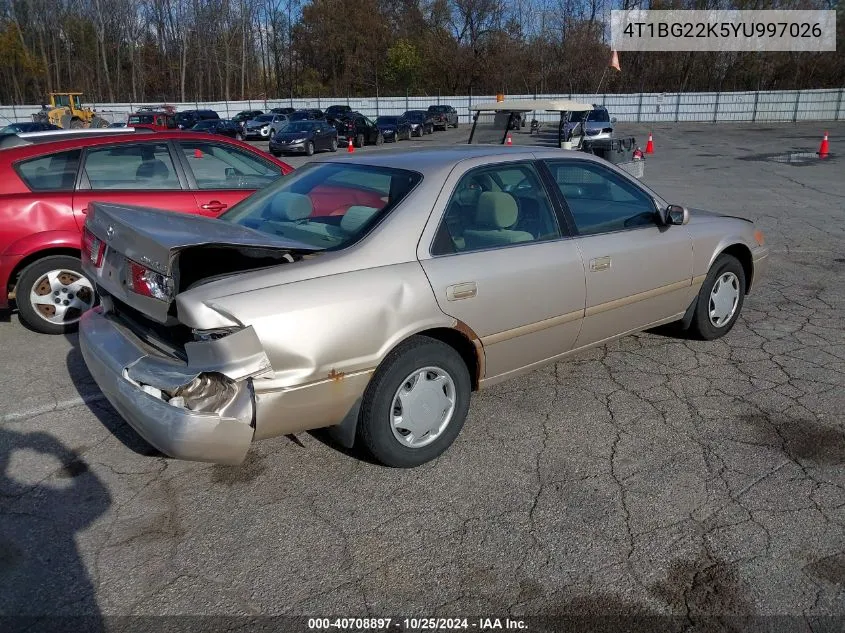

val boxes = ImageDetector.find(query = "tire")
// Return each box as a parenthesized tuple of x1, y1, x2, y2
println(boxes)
(16, 255, 96, 335)
(355, 133, 365, 148)
(406, 128, 412, 140)
(270, 149, 281, 157)
(357, 336, 471, 468)
(69, 118, 84, 129)
(688, 254, 746, 341)
(376, 133, 384, 146)
(453, 120, 459, 128)
(330, 137, 338, 152)
(235, 133, 244, 141)
(305, 141, 314, 156)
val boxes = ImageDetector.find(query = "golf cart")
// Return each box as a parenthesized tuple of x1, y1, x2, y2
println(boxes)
(467, 99, 644, 178)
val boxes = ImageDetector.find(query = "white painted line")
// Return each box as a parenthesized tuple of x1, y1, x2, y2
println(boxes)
(0, 393, 108, 423)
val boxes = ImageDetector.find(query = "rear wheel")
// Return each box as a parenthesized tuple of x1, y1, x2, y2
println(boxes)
(355, 133, 365, 148)
(16, 255, 96, 335)
(235, 132, 244, 141)
(330, 137, 338, 152)
(357, 336, 471, 468)
(376, 133, 384, 146)
(69, 118, 84, 129)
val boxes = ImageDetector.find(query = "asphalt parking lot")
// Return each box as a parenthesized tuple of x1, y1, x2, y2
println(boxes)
(1, 122, 844, 630)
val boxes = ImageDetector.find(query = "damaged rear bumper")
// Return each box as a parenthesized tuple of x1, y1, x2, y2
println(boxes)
(79, 307, 261, 465)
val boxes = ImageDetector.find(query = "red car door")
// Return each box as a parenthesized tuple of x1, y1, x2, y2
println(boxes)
(174, 139, 289, 215)
(72, 140, 202, 225)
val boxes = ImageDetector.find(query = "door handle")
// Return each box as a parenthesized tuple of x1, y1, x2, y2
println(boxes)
(590, 256, 612, 272)
(200, 201, 228, 212)
(446, 282, 477, 301)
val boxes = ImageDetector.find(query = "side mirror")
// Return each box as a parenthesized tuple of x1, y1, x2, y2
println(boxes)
(665, 204, 690, 225)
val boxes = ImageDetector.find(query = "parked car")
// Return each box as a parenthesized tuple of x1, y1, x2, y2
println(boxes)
(77, 146, 769, 467)
(562, 105, 616, 140)
(375, 115, 412, 142)
(402, 110, 435, 136)
(268, 120, 338, 156)
(0, 130, 293, 334)
(127, 110, 178, 131)
(270, 107, 296, 115)
(0, 122, 61, 135)
(332, 112, 383, 147)
(232, 110, 264, 130)
(427, 105, 459, 130)
(175, 109, 220, 130)
(190, 119, 244, 139)
(244, 113, 288, 140)
(289, 109, 325, 122)
(325, 105, 352, 119)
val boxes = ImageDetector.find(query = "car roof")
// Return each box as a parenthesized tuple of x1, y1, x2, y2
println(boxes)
(311, 144, 612, 174)
(0, 130, 257, 156)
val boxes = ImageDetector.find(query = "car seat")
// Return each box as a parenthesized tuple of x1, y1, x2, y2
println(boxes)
(135, 159, 171, 184)
(463, 192, 534, 250)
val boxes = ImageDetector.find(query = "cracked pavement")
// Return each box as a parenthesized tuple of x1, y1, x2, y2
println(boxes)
(0, 123, 843, 630)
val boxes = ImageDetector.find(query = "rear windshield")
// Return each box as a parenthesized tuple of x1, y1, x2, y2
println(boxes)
(128, 114, 155, 124)
(405, 112, 425, 120)
(219, 163, 422, 250)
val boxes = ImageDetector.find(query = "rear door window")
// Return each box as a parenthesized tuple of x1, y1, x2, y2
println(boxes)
(16, 150, 81, 191)
(82, 143, 181, 190)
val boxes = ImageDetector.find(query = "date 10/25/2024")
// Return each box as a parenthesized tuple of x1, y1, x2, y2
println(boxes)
(307, 617, 529, 630)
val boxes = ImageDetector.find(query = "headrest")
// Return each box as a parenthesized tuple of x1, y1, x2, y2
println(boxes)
(341, 206, 379, 233)
(267, 192, 312, 221)
(136, 160, 169, 180)
(475, 192, 518, 229)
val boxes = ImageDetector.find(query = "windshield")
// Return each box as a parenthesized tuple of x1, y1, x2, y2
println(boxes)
(285, 121, 318, 133)
(128, 114, 155, 124)
(405, 112, 425, 121)
(289, 111, 311, 121)
(219, 163, 422, 250)
(588, 109, 611, 122)
(192, 120, 216, 130)
(377, 117, 398, 124)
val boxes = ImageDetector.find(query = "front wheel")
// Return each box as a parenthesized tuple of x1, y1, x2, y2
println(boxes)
(357, 336, 471, 468)
(330, 137, 338, 152)
(354, 133, 365, 148)
(305, 141, 314, 156)
(15, 255, 96, 335)
(235, 132, 243, 141)
(376, 133, 384, 146)
(688, 254, 746, 340)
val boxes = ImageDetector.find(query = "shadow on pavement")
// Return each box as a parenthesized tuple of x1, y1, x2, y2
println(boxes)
(64, 332, 161, 459)
(0, 428, 109, 632)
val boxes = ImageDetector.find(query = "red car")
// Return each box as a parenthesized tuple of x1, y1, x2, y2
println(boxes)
(0, 129, 293, 334)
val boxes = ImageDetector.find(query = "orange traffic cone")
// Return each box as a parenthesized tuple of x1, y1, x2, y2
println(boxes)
(506, 135, 513, 146)
(645, 132, 654, 154)
(347, 137, 354, 153)
(818, 131, 830, 158)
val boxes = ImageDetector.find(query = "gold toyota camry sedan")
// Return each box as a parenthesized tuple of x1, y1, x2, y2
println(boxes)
(79, 146, 769, 467)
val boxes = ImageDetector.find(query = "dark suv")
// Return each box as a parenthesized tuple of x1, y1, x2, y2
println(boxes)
(427, 105, 459, 130)
(175, 109, 219, 130)
(332, 112, 383, 147)
(325, 105, 352, 119)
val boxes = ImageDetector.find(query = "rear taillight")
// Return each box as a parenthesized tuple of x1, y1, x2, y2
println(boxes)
(126, 259, 174, 301)
(82, 228, 104, 267)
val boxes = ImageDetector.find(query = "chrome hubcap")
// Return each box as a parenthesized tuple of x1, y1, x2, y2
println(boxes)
(391, 367, 456, 449)
(29, 269, 95, 325)
(709, 272, 740, 328)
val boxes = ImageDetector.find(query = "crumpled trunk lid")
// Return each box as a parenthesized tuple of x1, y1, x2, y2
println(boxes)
(83, 201, 317, 324)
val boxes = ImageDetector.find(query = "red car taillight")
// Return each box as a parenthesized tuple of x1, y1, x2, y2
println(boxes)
(82, 228, 104, 267)
(126, 259, 174, 301)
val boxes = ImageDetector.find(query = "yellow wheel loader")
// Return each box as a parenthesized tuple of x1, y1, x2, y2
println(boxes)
(31, 93, 111, 129)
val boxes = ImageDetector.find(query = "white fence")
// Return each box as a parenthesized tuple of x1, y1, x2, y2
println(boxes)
(2, 89, 843, 125)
